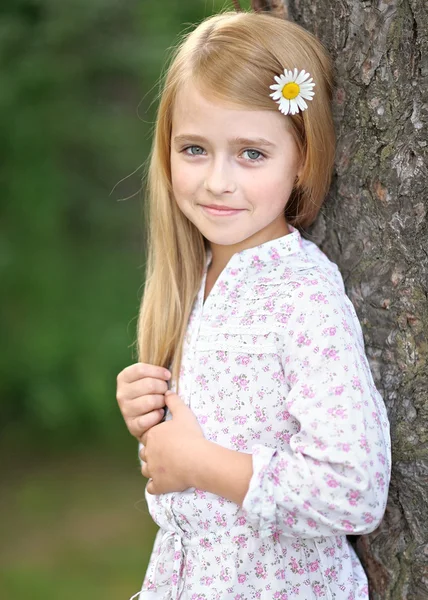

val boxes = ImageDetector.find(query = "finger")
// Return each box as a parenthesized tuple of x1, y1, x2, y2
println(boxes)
(117, 377, 169, 404)
(121, 394, 166, 418)
(141, 461, 150, 479)
(140, 424, 156, 447)
(129, 409, 165, 438)
(132, 377, 170, 399)
(146, 479, 157, 495)
(141, 429, 148, 447)
(118, 363, 171, 385)
(139, 446, 146, 463)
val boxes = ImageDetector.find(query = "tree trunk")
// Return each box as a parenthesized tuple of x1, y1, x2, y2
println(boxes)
(260, 0, 428, 597)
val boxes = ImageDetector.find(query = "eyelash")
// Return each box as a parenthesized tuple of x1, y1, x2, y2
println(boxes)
(182, 146, 266, 163)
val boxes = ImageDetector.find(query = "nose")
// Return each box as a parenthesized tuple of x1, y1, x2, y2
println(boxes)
(203, 155, 236, 195)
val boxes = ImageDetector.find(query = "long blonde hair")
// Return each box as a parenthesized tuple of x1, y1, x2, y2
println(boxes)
(137, 10, 336, 392)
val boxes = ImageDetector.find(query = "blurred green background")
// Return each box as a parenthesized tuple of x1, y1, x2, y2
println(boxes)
(1, 1, 247, 598)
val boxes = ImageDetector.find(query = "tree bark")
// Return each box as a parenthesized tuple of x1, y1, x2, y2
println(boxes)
(261, 0, 428, 597)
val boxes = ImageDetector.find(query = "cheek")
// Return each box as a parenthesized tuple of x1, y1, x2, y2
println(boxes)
(170, 165, 199, 220)
(270, 165, 298, 196)
(248, 170, 296, 212)
(170, 156, 182, 192)
(247, 172, 292, 199)
(171, 160, 196, 199)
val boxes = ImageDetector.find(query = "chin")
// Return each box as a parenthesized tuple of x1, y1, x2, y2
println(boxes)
(202, 231, 254, 247)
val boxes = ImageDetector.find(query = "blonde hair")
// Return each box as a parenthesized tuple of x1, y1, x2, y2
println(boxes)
(137, 10, 336, 391)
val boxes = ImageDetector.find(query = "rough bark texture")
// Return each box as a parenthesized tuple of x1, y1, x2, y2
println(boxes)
(264, 0, 428, 597)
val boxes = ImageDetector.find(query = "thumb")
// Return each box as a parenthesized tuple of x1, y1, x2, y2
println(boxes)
(164, 391, 185, 414)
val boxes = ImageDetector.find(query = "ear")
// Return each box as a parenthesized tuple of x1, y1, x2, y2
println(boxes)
(296, 146, 305, 180)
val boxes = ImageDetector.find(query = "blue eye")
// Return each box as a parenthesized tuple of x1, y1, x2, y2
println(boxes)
(242, 149, 264, 162)
(184, 145, 205, 155)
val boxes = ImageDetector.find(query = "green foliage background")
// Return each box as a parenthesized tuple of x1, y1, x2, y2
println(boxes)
(1, 0, 240, 449)
(1, 1, 249, 599)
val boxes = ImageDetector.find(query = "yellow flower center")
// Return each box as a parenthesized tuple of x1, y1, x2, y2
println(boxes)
(282, 82, 300, 100)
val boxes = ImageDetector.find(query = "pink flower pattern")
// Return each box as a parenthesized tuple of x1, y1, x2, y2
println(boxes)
(135, 226, 391, 599)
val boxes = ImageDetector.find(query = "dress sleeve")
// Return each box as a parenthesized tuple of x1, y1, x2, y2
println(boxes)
(241, 276, 392, 539)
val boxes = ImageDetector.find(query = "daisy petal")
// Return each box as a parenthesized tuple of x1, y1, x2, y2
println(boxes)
(279, 98, 290, 115)
(296, 71, 310, 85)
(296, 95, 308, 111)
(289, 99, 299, 114)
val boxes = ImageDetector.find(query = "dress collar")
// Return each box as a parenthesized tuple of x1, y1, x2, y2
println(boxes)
(204, 224, 304, 270)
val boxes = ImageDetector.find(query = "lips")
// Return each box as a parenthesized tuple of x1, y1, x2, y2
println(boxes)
(201, 204, 242, 210)
(200, 205, 245, 217)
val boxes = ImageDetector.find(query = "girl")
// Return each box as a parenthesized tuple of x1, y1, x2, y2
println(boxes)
(116, 8, 391, 600)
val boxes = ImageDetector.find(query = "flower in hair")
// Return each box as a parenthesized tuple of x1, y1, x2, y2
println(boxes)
(269, 68, 315, 115)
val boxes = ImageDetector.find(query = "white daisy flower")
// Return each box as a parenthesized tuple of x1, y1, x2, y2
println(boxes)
(269, 67, 316, 115)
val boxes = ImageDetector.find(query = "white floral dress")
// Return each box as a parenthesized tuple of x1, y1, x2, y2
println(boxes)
(132, 224, 391, 600)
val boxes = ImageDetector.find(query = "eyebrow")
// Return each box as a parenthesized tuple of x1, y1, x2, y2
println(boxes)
(173, 134, 277, 149)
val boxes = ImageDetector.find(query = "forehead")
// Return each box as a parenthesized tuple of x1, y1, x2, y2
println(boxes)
(171, 80, 290, 139)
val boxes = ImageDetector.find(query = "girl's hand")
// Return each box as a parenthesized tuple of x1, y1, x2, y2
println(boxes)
(140, 391, 205, 495)
(116, 362, 171, 439)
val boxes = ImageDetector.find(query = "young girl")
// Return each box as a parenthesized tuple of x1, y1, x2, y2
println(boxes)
(116, 8, 391, 600)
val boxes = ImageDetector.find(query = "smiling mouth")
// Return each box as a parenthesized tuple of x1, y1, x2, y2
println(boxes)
(200, 205, 245, 216)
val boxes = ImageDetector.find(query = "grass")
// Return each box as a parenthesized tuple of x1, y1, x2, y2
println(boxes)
(0, 444, 159, 600)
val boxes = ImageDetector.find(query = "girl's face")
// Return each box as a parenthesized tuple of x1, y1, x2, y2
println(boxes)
(170, 80, 302, 261)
